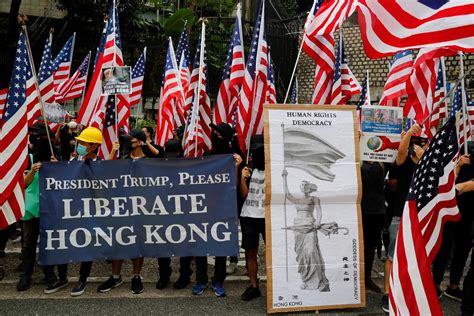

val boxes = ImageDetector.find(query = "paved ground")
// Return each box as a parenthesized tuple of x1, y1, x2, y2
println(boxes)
(0, 237, 467, 315)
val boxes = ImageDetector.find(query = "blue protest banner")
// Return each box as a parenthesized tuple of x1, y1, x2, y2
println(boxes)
(38, 154, 238, 265)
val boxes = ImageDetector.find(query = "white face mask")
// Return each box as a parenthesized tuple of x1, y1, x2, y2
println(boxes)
(68, 121, 78, 130)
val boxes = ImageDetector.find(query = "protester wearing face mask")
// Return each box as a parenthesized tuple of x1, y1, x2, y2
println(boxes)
(141, 126, 163, 158)
(381, 124, 427, 312)
(17, 123, 61, 293)
(68, 127, 103, 296)
(192, 123, 243, 298)
(97, 129, 146, 295)
(55, 119, 80, 161)
(156, 139, 194, 290)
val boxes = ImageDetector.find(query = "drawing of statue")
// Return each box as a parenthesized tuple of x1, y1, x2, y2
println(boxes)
(282, 172, 330, 291)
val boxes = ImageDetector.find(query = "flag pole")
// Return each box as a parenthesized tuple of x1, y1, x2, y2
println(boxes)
(69, 32, 76, 79)
(440, 57, 448, 122)
(193, 21, 206, 158)
(281, 122, 289, 283)
(459, 52, 469, 152)
(245, 1, 265, 165)
(22, 25, 55, 159)
(283, 3, 315, 104)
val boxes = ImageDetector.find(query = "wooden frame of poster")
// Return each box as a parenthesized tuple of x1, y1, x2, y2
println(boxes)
(264, 104, 365, 313)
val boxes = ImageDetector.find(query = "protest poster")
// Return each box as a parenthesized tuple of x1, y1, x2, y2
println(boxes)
(360, 105, 403, 162)
(38, 154, 238, 265)
(43, 103, 69, 123)
(101, 66, 131, 95)
(264, 105, 364, 313)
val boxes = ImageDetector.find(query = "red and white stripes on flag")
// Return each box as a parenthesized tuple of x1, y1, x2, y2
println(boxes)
(156, 38, 185, 147)
(404, 48, 456, 138)
(305, 0, 357, 38)
(266, 51, 277, 105)
(379, 50, 413, 106)
(389, 117, 460, 316)
(0, 30, 39, 228)
(356, 0, 474, 58)
(302, 0, 336, 73)
(129, 48, 146, 107)
(55, 52, 91, 104)
(330, 31, 361, 105)
(183, 25, 212, 158)
(214, 3, 245, 125)
(0, 88, 7, 121)
(78, 0, 123, 126)
(311, 65, 332, 104)
(97, 95, 118, 160)
(236, 1, 268, 153)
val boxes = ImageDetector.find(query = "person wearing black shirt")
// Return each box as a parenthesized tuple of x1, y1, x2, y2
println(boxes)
(361, 161, 387, 293)
(381, 124, 426, 313)
(141, 126, 163, 158)
(432, 151, 474, 302)
(97, 129, 146, 295)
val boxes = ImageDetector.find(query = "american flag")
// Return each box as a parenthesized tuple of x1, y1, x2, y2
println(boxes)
(183, 25, 212, 158)
(97, 95, 118, 160)
(451, 84, 472, 148)
(266, 51, 277, 105)
(290, 77, 298, 104)
(0, 30, 39, 228)
(357, 71, 370, 108)
(379, 50, 413, 106)
(129, 48, 146, 107)
(214, 4, 245, 125)
(0, 88, 7, 121)
(236, 0, 268, 153)
(37, 34, 55, 105)
(52, 33, 75, 86)
(356, 0, 474, 58)
(389, 116, 460, 316)
(176, 24, 191, 101)
(156, 39, 183, 147)
(302, 0, 336, 73)
(404, 49, 441, 125)
(55, 52, 90, 103)
(330, 31, 361, 105)
(468, 93, 474, 137)
(78, 0, 123, 126)
(311, 65, 333, 104)
(428, 59, 448, 135)
(305, 0, 357, 38)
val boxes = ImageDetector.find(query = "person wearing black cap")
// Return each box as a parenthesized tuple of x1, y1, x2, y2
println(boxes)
(239, 134, 266, 301)
(192, 123, 243, 298)
(141, 126, 163, 158)
(155, 139, 194, 290)
(98, 129, 146, 295)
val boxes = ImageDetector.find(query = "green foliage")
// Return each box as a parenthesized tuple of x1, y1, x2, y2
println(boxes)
(164, 8, 196, 35)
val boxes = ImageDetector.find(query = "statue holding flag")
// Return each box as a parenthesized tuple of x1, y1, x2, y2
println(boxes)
(281, 126, 348, 291)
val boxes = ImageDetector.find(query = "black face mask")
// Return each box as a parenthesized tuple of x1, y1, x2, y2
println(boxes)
(212, 133, 231, 154)
(252, 147, 265, 170)
(29, 134, 38, 149)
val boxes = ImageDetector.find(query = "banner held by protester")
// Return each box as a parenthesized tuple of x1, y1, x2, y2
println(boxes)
(38, 154, 238, 265)
(264, 105, 364, 313)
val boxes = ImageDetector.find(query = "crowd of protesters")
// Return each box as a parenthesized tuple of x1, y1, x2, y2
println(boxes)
(0, 116, 473, 315)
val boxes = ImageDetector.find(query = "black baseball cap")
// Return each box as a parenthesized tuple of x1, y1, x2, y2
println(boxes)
(210, 123, 235, 143)
(127, 129, 147, 143)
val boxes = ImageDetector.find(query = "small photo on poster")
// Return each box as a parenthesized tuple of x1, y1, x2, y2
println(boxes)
(102, 66, 131, 95)
(360, 105, 403, 163)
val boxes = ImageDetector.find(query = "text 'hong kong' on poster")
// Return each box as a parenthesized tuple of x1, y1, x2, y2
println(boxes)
(38, 154, 238, 265)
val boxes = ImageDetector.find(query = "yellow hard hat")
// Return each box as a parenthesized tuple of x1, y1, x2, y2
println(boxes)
(75, 127, 103, 144)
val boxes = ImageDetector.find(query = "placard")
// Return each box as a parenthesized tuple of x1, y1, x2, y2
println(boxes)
(102, 66, 131, 95)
